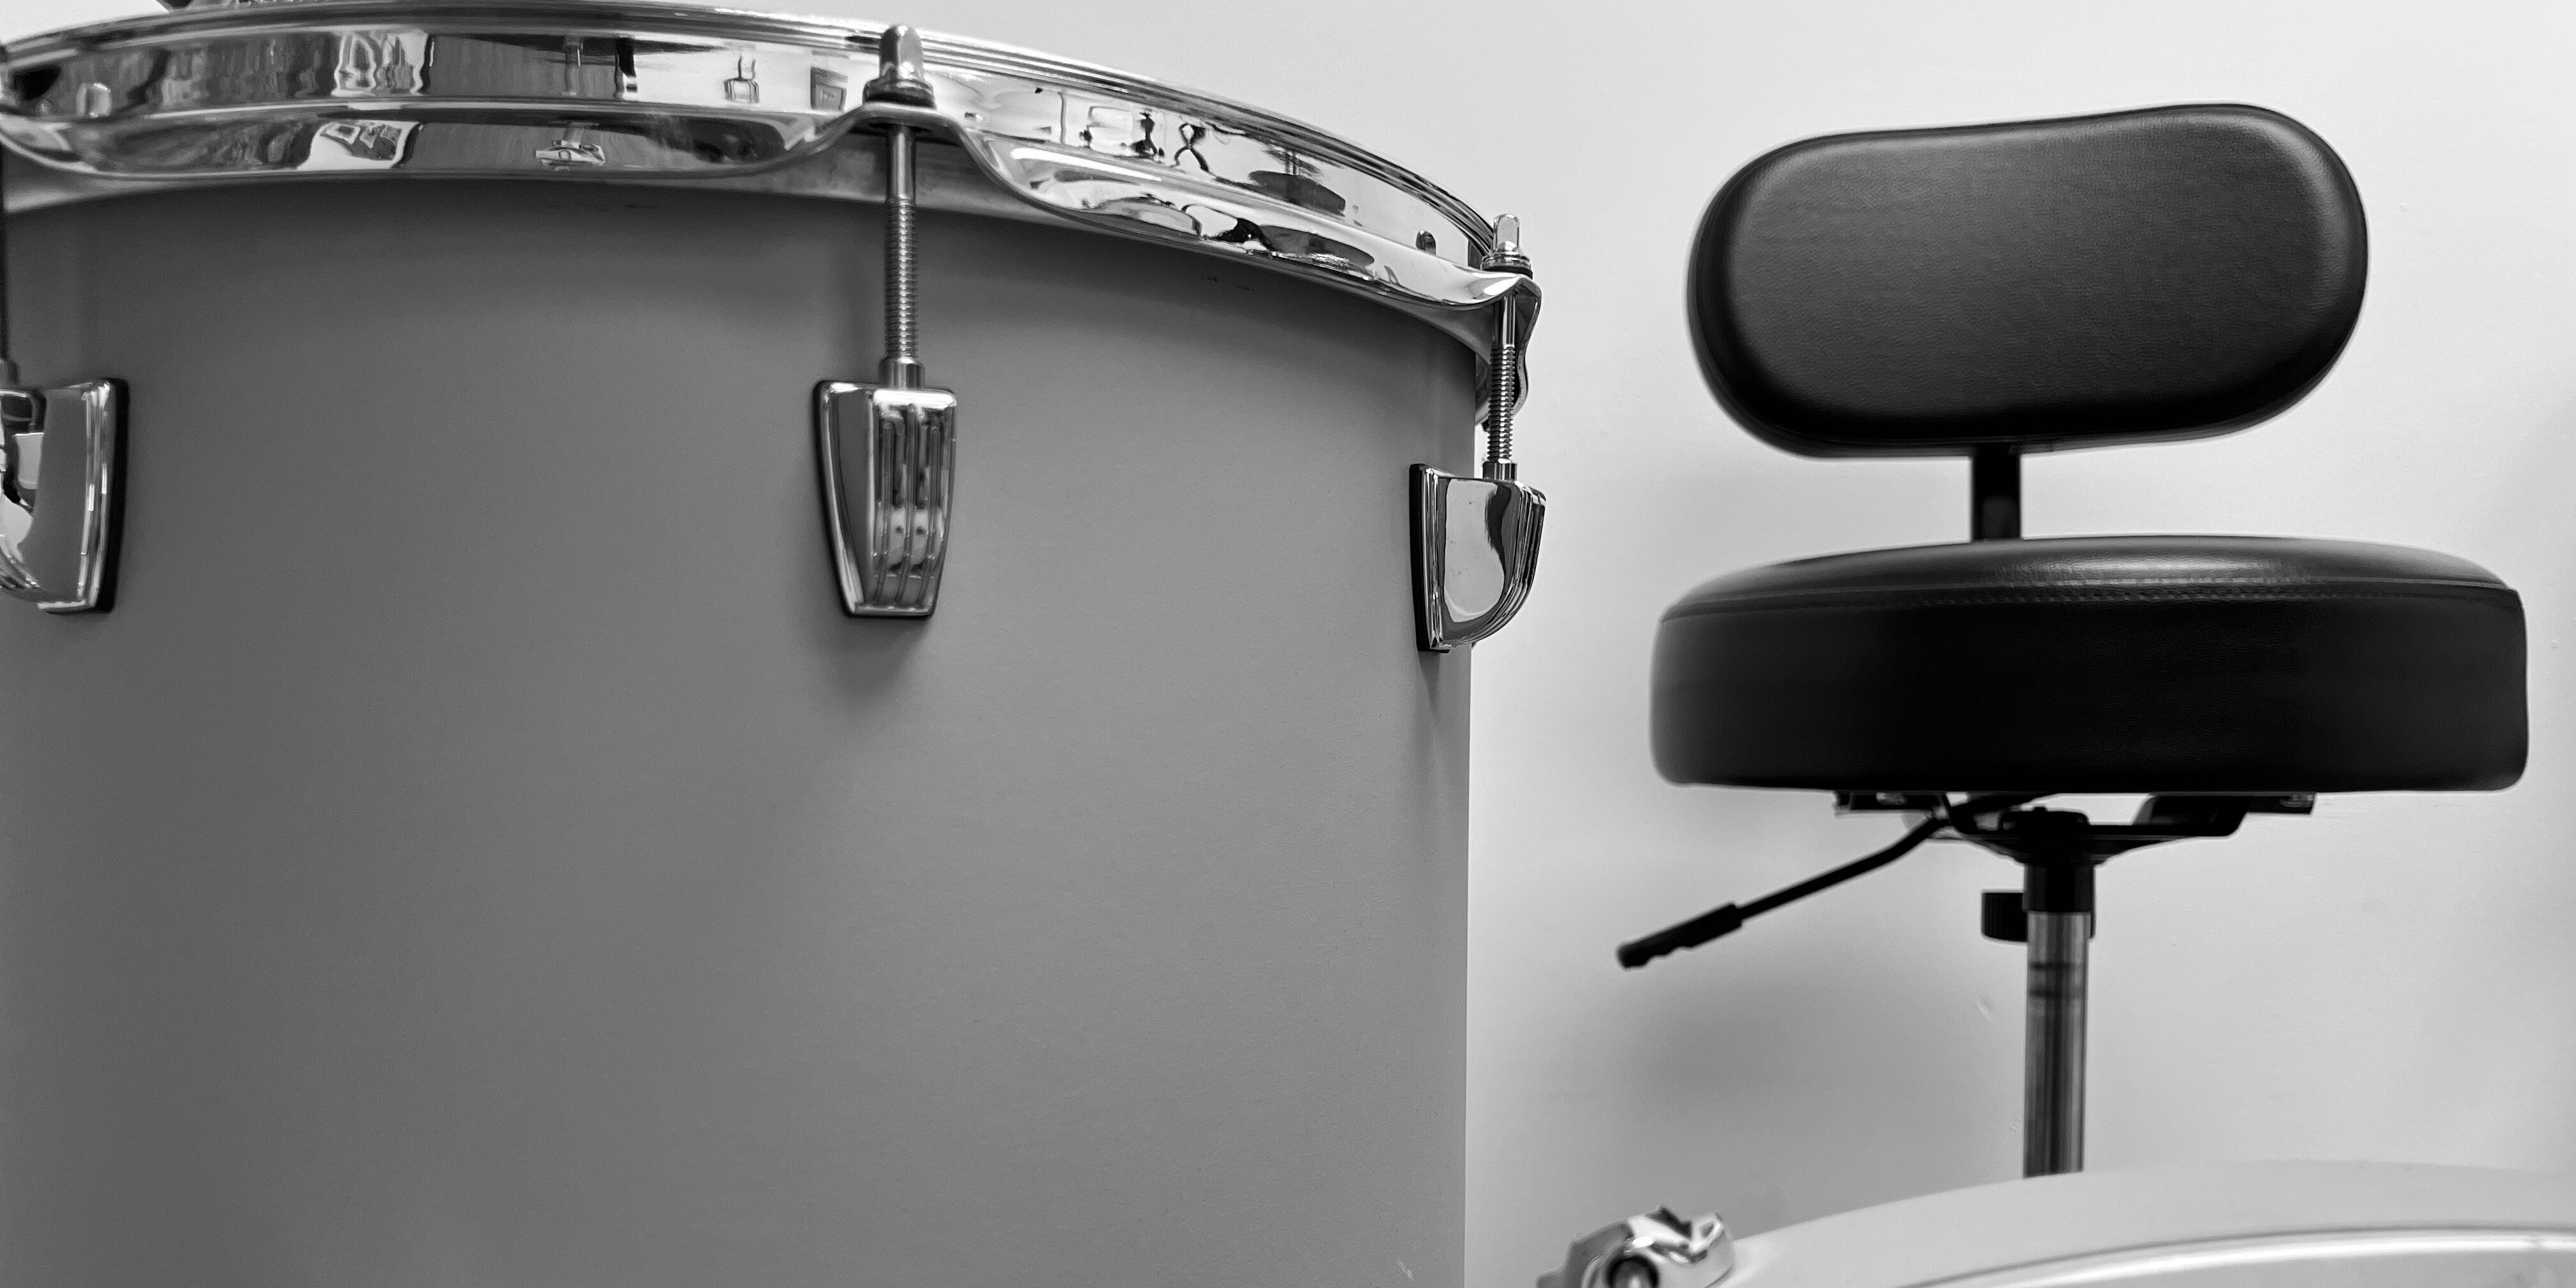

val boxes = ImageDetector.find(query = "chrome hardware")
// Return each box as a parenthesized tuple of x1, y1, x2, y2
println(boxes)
(1412, 212, 1543, 652)
(1, 4, 1537, 357)
(1410, 465, 1542, 652)
(2025, 907, 2090, 1177)
(1480, 213, 1533, 482)
(0, 375, 122, 614)
(862, 24, 935, 107)
(815, 25, 955, 618)
(1538, 1210, 1734, 1288)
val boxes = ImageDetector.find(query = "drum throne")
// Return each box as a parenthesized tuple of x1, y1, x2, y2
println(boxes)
(1620, 105, 2527, 1180)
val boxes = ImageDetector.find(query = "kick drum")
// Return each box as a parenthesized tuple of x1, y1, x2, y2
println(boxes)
(0, 4, 1544, 1285)
(1544, 1163, 2576, 1288)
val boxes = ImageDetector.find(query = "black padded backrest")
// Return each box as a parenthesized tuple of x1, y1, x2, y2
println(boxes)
(1689, 105, 2367, 457)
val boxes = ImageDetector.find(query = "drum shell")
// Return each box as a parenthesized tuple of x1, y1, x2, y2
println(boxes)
(0, 180, 1475, 1287)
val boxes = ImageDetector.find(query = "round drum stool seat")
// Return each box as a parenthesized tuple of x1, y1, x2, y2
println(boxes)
(1651, 535, 2526, 793)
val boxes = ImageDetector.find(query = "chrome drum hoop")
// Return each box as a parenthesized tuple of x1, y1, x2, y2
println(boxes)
(0, 0, 1539, 355)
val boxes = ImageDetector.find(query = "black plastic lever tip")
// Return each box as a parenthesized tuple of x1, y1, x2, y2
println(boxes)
(1616, 903, 1746, 969)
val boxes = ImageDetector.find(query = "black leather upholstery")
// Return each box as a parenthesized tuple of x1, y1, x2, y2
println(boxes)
(1657, 105, 2525, 797)
(1652, 537, 2526, 793)
(1689, 105, 2366, 456)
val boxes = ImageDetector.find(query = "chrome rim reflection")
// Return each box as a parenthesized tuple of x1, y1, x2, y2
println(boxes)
(0, 0, 1538, 356)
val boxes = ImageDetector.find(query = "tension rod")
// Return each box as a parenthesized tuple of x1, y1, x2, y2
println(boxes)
(1616, 794, 2041, 970)
(1, 162, 16, 386)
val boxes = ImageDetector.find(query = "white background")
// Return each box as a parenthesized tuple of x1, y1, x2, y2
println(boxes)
(8, 1, 2572, 1284)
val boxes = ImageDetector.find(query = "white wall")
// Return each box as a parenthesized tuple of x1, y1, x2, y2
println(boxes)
(11, 1, 2574, 1284)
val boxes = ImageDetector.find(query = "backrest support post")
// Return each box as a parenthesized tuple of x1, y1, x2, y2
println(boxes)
(1972, 443, 2021, 540)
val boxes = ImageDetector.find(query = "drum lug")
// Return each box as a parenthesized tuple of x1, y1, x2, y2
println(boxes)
(816, 25, 956, 618)
(1413, 213, 1542, 652)
(0, 374, 123, 614)
(816, 380, 954, 617)
(1409, 464, 1543, 652)
(1538, 1209, 1735, 1288)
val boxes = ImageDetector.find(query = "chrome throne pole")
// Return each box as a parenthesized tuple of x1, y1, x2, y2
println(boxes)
(2021, 859, 2092, 1176)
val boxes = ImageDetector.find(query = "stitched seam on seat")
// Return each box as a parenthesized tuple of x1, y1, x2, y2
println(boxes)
(1666, 585, 2516, 618)
(1701, 573, 2501, 597)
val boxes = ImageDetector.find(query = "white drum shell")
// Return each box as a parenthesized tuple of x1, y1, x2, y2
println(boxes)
(1725, 1162, 2576, 1288)
(0, 180, 1476, 1286)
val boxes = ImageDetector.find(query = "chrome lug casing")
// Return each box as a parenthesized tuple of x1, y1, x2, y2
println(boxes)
(1411, 464, 1543, 652)
(1540, 1209, 1736, 1288)
(813, 376, 953, 617)
(1, 0, 1544, 639)
(0, 375, 121, 614)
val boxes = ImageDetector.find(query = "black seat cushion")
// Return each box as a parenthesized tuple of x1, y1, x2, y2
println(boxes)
(1652, 536, 2526, 793)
